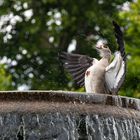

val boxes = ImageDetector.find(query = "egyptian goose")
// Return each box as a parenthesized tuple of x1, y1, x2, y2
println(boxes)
(60, 21, 126, 95)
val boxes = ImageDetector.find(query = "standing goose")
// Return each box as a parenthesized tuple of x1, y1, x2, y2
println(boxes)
(60, 21, 126, 95)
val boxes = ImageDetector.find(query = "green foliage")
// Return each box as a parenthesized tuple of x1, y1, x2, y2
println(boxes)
(0, 65, 13, 90)
(0, 0, 139, 98)
(118, 1, 140, 98)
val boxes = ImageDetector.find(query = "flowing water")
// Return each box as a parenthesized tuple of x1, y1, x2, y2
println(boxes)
(0, 91, 139, 140)
(0, 112, 139, 140)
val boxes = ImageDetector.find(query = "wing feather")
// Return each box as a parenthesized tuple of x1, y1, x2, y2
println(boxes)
(105, 21, 126, 94)
(113, 21, 126, 61)
(60, 52, 96, 87)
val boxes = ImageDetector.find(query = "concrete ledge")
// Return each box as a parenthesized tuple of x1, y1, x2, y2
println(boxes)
(0, 91, 140, 139)
(0, 91, 139, 117)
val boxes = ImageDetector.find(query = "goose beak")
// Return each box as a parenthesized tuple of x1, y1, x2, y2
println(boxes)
(96, 45, 102, 50)
(96, 39, 108, 50)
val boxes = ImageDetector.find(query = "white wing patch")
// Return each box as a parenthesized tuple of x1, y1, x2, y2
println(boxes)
(105, 52, 126, 94)
(114, 61, 125, 88)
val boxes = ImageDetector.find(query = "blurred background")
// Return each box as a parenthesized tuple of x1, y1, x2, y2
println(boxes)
(0, 0, 139, 98)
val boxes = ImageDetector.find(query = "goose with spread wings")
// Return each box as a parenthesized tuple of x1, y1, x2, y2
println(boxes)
(60, 21, 126, 95)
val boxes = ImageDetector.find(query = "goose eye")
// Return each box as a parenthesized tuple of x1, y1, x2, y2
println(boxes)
(103, 45, 108, 48)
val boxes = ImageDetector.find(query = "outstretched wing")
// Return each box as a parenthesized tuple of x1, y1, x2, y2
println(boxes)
(105, 21, 126, 94)
(113, 21, 126, 61)
(60, 52, 97, 87)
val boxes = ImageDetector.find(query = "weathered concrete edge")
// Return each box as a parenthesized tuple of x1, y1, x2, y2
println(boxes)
(0, 90, 139, 111)
(0, 91, 139, 120)
(0, 101, 140, 120)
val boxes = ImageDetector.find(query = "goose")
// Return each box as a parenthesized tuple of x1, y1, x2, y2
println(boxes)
(60, 21, 126, 95)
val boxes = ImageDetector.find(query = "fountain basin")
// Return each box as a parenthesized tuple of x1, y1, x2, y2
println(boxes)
(0, 91, 140, 140)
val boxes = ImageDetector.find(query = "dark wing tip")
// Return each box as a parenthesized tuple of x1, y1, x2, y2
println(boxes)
(112, 20, 118, 27)
(112, 21, 126, 61)
(59, 51, 67, 57)
(59, 52, 68, 62)
(112, 20, 117, 26)
(112, 20, 123, 37)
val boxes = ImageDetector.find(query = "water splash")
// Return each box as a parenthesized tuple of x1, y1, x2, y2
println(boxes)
(0, 113, 139, 140)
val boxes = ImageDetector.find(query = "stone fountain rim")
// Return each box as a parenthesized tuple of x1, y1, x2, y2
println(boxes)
(0, 90, 139, 111)
(0, 90, 139, 120)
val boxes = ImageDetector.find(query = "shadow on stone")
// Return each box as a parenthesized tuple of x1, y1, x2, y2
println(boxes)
(17, 125, 25, 140)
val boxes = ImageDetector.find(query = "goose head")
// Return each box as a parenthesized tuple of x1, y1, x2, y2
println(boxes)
(96, 39, 111, 59)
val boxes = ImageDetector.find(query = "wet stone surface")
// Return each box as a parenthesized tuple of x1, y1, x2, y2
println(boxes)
(0, 112, 139, 140)
(0, 91, 139, 140)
